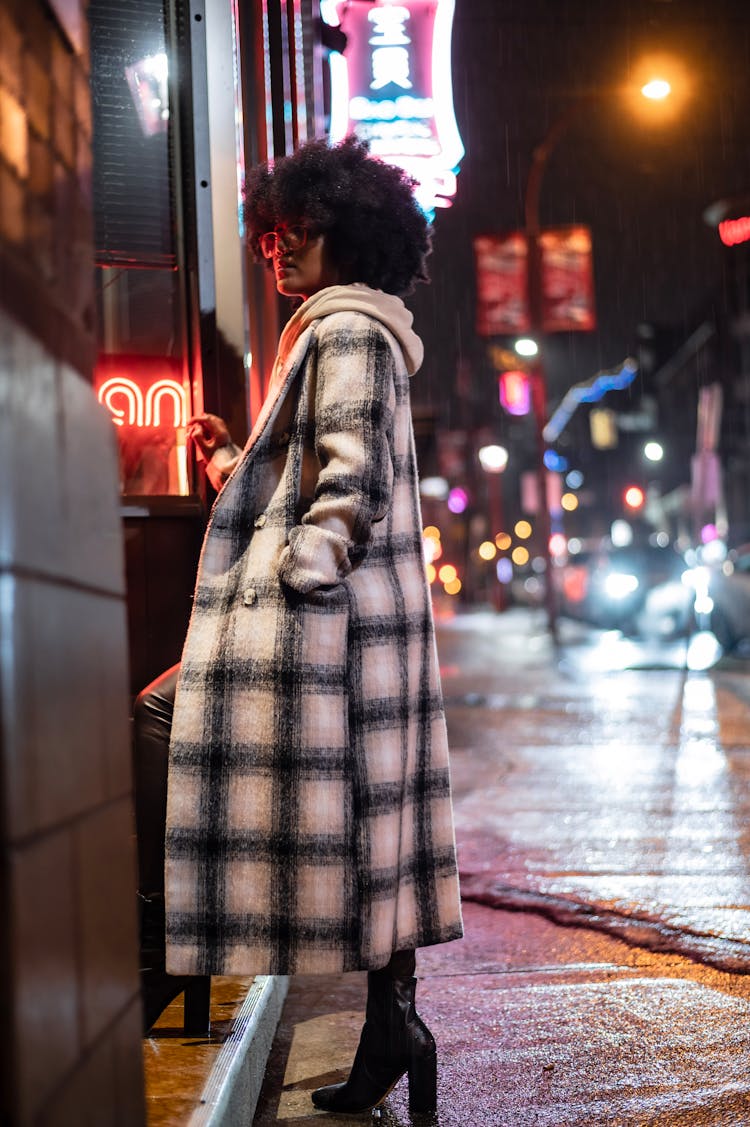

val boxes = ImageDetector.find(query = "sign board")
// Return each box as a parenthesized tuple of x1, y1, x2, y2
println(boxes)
(322, 0, 464, 217)
(475, 225, 596, 336)
(539, 225, 596, 333)
(474, 232, 531, 336)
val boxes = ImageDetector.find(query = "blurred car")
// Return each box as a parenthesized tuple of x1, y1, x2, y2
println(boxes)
(705, 544, 750, 651)
(556, 544, 693, 638)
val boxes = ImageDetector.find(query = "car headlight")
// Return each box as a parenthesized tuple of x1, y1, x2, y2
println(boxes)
(604, 572, 639, 599)
(681, 566, 713, 614)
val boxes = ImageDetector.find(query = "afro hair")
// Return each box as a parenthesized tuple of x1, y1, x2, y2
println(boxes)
(244, 137, 431, 296)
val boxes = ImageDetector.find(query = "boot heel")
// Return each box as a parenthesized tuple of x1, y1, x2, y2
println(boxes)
(183, 975, 211, 1036)
(408, 1050, 437, 1113)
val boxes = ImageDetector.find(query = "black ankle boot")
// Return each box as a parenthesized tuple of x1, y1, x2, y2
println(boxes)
(139, 892, 211, 1036)
(311, 952, 437, 1115)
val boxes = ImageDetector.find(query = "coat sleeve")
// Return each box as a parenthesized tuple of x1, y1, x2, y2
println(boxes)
(277, 315, 397, 594)
(205, 443, 243, 492)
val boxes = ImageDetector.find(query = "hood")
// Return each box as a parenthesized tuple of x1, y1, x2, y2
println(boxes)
(277, 284, 424, 378)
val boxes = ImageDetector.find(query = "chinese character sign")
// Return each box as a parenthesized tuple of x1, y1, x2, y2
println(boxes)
(322, 0, 464, 217)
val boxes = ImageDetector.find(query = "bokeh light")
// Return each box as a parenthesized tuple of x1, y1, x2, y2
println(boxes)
(478, 444, 509, 473)
(478, 540, 497, 560)
(447, 487, 468, 514)
(421, 529, 439, 561)
(444, 577, 462, 596)
(512, 546, 530, 565)
(561, 492, 579, 511)
(515, 520, 532, 539)
(641, 78, 671, 100)
(624, 485, 645, 509)
(495, 532, 512, 550)
(496, 558, 513, 583)
(644, 441, 664, 462)
(438, 563, 458, 584)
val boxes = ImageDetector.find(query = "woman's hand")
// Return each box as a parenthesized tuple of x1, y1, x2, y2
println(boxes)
(186, 413, 232, 461)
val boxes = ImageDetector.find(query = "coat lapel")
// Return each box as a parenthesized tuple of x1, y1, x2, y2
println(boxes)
(241, 325, 316, 466)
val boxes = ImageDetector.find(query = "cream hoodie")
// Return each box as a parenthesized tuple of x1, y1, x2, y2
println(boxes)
(206, 284, 422, 490)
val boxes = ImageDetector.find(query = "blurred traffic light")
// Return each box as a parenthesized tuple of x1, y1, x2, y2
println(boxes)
(623, 485, 645, 510)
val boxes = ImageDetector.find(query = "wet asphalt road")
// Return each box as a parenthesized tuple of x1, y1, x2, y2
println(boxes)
(443, 610, 750, 975)
(253, 609, 750, 1127)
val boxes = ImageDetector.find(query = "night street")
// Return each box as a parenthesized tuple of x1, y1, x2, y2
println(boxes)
(253, 610, 750, 1125)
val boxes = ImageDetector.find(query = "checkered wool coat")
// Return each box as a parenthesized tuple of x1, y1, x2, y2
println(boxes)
(165, 287, 463, 975)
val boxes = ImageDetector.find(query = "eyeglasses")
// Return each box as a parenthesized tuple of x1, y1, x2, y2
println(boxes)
(259, 224, 312, 259)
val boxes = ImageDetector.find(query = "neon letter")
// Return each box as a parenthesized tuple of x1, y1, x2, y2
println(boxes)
(145, 380, 188, 427)
(98, 378, 144, 428)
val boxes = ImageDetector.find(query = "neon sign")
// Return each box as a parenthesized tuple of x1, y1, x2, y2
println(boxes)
(543, 358, 638, 443)
(322, 0, 464, 218)
(97, 377, 189, 428)
(719, 216, 750, 247)
(498, 370, 531, 417)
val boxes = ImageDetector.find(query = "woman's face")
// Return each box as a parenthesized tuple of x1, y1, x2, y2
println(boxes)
(269, 223, 340, 300)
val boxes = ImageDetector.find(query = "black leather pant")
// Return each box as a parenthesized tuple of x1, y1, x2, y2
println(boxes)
(132, 663, 180, 900)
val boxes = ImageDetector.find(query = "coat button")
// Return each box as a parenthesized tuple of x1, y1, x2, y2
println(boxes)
(254, 513, 267, 528)
(242, 587, 257, 606)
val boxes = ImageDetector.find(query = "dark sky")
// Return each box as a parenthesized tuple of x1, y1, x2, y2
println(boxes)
(409, 0, 750, 438)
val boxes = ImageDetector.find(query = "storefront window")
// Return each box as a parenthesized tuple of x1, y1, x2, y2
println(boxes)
(89, 0, 193, 495)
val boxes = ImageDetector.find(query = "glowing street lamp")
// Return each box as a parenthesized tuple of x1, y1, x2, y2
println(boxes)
(519, 62, 685, 639)
(641, 78, 671, 101)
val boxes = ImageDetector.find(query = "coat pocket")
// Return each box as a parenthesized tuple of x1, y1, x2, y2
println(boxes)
(279, 575, 350, 610)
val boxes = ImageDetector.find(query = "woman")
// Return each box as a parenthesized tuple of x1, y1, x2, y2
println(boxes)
(138, 137, 463, 1114)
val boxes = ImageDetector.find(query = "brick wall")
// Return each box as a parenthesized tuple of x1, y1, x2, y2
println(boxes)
(0, 0, 95, 376)
(0, 2, 145, 1124)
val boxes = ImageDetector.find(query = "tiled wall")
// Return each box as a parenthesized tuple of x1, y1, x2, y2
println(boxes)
(0, 2, 145, 1124)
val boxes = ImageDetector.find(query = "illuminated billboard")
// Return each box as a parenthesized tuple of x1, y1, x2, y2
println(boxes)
(322, 0, 464, 218)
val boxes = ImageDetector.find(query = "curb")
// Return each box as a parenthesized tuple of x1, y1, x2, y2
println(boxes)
(187, 975, 290, 1127)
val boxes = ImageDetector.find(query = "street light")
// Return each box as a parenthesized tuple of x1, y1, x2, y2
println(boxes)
(641, 78, 671, 101)
(523, 69, 677, 640)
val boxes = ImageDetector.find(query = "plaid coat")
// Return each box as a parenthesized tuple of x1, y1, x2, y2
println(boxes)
(165, 298, 463, 975)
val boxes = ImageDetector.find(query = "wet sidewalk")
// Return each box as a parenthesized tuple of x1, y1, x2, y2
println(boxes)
(251, 610, 750, 1126)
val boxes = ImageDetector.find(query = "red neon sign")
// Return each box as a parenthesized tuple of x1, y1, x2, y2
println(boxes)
(95, 353, 191, 431)
(498, 370, 531, 416)
(719, 216, 750, 247)
(97, 376, 189, 428)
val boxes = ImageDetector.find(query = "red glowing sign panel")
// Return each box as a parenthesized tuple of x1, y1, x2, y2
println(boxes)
(474, 232, 531, 337)
(95, 356, 190, 427)
(323, 0, 464, 217)
(95, 356, 193, 495)
(719, 216, 750, 247)
(498, 370, 531, 416)
(539, 225, 596, 333)
(98, 376, 188, 427)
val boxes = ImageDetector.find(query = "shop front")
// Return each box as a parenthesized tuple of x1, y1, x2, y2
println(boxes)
(89, 0, 327, 694)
